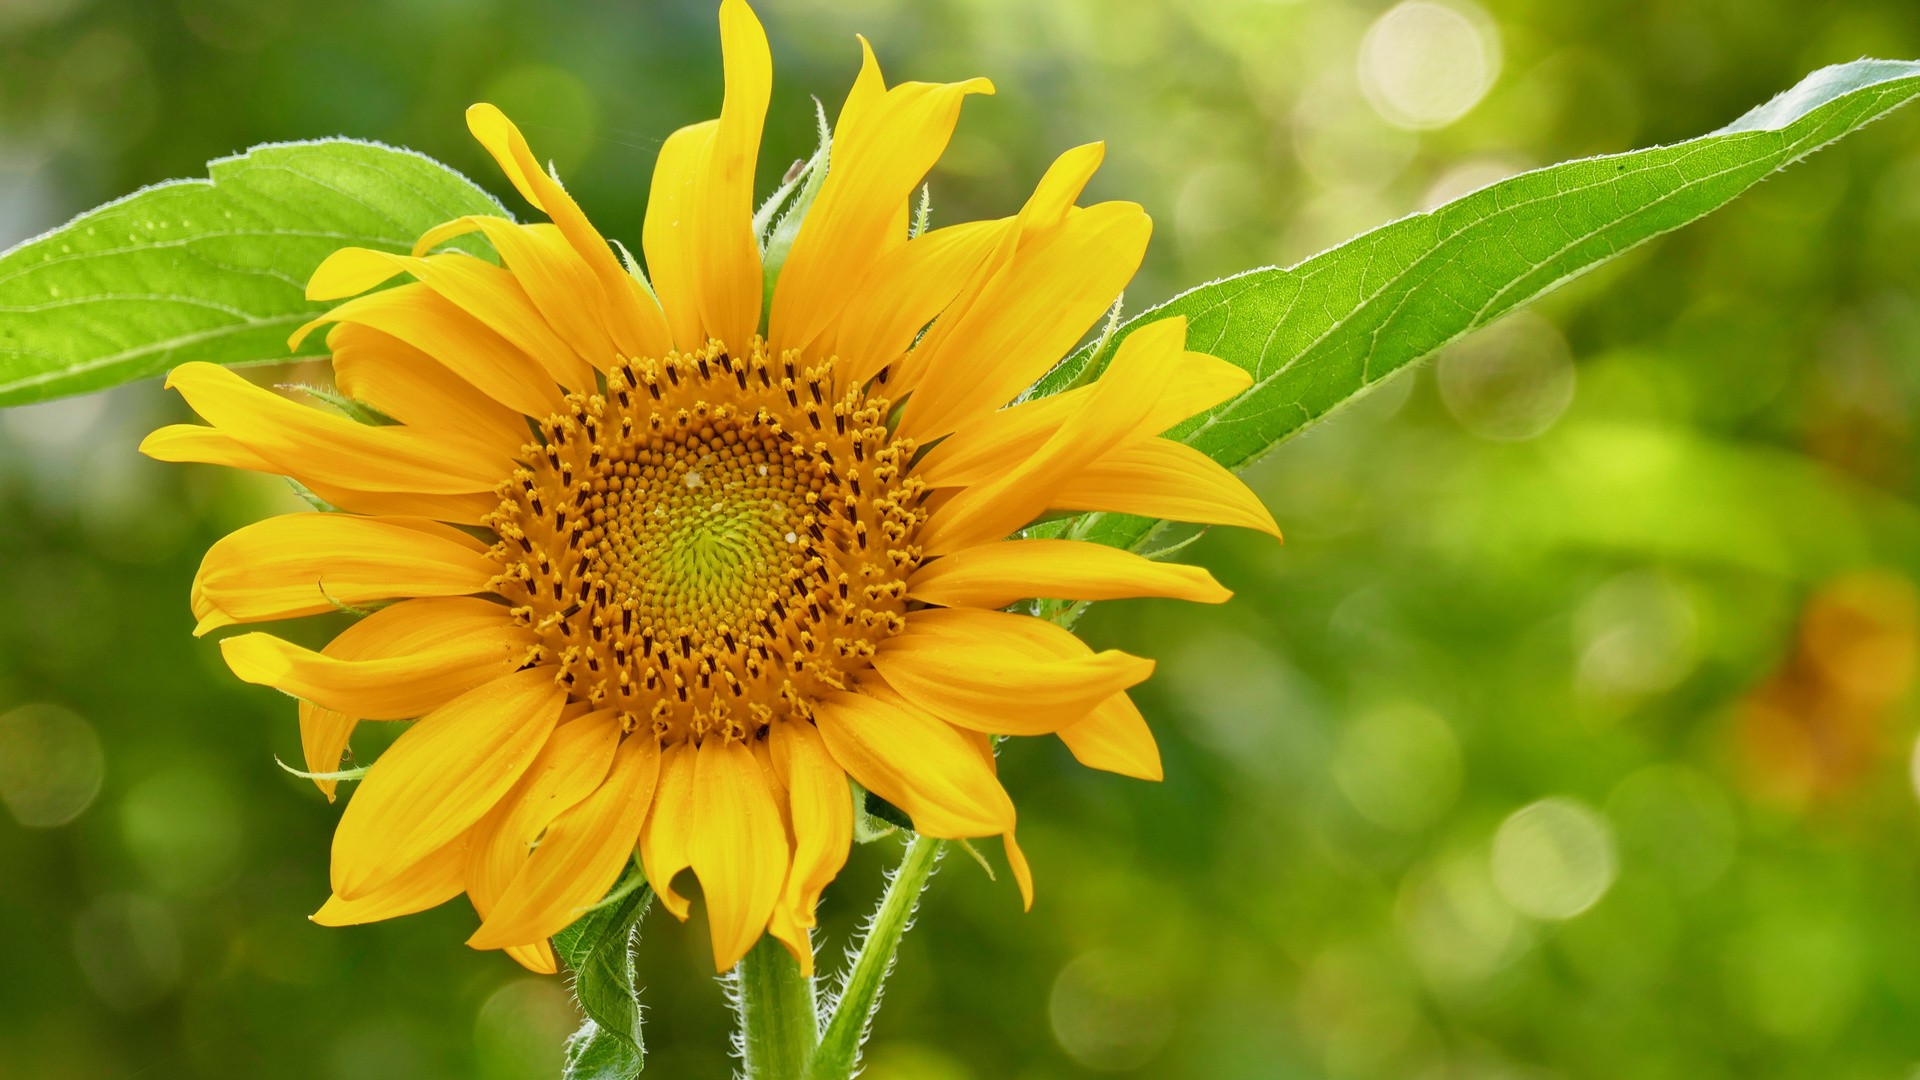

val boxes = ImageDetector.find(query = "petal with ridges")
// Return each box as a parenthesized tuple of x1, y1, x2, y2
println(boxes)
(468, 106, 676, 360)
(873, 609, 1154, 735)
(328, 323, 530, 452)
(772, 34, 992, 357)
(290, 596, 511, 800)
(831, 219, 1009, 388)
(469, 733, 661, 949)
(918, 349, 1249, 489)
(221, 624, 528, 720)
(908, 538, 1230, 609)
(162, 362, 507, 496)
(293, 282, 563, 420)
(311, 829, 471, 926)
(1057, 691, 1163, 782)
(814, 685, 1015, 838)
(642, 123, 716, 352)
(639, 741, 699, 920)
(689, 737, 789, 972)
(465, 709, 624, 932)
(770, 718, 852, 934)
(1052, 437, 1282, 538)
(697, 0, 772, 353)
(309, 248, 595, 392)
(331, 666, 564, 899)
(916, 318, 1185, 554)
(413, 218, 619, 371)
(190, 514, 496, 635)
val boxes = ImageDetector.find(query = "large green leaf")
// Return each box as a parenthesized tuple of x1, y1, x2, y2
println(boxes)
(0, 138, 508, 407)
(1034, 59, 1920, 553)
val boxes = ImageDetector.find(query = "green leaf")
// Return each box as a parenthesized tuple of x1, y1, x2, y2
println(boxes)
(1034, 59, 1920, 553)
(554, 866, 653, 1080)
(0, 138, 509, 407)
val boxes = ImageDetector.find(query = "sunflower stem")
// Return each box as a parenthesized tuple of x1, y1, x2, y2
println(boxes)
(806, 834, 944, 1080)
(736, 935, 818, 1080)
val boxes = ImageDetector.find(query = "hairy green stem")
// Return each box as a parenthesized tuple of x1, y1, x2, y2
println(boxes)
(737, 934, 819, 1080)
(807, 834, 944, 1080)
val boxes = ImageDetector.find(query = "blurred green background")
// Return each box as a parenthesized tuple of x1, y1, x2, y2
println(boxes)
(7, 0, 1920, 1077)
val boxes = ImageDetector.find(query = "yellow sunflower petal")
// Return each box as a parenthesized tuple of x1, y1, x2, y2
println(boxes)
(300, 703, 357, 803)
(139, 424, 278, 472)
(466, 104, 549, 210)
(770, 718, 852, 932)
(1052, 437, 1282, 538)
(219, 617, 533, 720)
(830, 219, 1009, 387)
(642, 122, 716, 352)
(813, 685, 1015, 838)
(908, 538, 1230, 609)
(505, 941, 559, 975)
(331, 666, 565, 899)
(639, 740, 699, 920)
(290, 597, 511, 800)
(465, 709, 624, 930)
(142, 417, 499, 524)
(642, 0, 770, 355)
(469, 733, 661, 950)
(190, 514, 497, 635)
(1003, 829, 1034, 911)
(917, 347, 1248, 490)
(899, 202, 1148, 442)
(327, 323, 531, 452)
(701, 0, 772, 353)
(467, 105, 677, 360)
(1057, 691, 1163, 782)
(412, 218, 620, 370)
(310, 829, 470, 927)
(162, 361, 508, 495)
(293, 282, 564, 419)
(771, 35, 992, 357)
(310, 247, 595, 392)
(690, 736, 789, 972)
(893, 141, 1144, 437)
(873, 607, 1154, 735)
(916, 318, 1185, 554)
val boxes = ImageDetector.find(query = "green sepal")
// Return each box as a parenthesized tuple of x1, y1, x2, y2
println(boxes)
(554, 862, 653, 1080)
(759, 100, 833, 324)
(280, 382, 399, 426)
(846, 778, 904, 843)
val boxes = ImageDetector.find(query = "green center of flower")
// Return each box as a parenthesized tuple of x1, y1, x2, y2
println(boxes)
(600, 422, 809, 634)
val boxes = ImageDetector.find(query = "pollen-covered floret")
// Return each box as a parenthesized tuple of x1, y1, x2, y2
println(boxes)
(485, 340, 927, 746)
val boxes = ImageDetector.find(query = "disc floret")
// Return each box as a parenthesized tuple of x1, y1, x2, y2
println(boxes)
(484, 340, 927, 748)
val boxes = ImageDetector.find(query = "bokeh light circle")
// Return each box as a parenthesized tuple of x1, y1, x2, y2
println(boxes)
(1048, 950, 1174, 1071)
(1358, 1, 1501, 130)
(1333, 702, 1463, 833)
(0, 702, 105, 827)
(1437, 311, 1576, 441)
(71, 893, 182, 1011)
(1491, 798, 1617, 920)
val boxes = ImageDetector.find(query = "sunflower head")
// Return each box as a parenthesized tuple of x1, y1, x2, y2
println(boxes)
(143, 0, 1276, 976)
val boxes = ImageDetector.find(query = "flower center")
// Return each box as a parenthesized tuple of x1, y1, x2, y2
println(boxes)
(484, 341, 927, 746)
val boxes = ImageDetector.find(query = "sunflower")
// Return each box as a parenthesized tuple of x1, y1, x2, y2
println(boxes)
(141, 0, 1277, 976)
